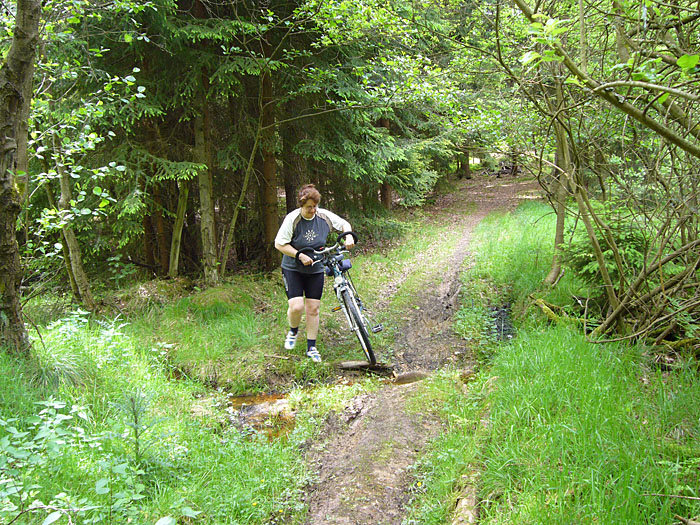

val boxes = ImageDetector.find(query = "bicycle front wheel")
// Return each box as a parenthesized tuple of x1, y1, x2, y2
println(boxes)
(340, 288, 376, 365)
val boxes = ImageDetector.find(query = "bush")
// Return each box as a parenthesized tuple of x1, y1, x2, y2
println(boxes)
(560, 200, 649, 301)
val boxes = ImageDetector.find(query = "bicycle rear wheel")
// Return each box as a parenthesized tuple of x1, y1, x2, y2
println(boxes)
(341, 288, 376, 365)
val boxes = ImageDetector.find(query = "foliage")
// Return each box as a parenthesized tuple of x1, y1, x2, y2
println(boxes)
(561, 199, 649, 295)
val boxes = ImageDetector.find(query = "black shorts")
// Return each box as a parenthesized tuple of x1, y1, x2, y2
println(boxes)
(282, 268, 325, 300)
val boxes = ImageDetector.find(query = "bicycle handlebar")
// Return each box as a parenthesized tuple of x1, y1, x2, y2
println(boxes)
(294, 231, 357, 266)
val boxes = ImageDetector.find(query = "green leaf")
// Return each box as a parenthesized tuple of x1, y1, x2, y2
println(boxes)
(181, 507, 202, 517)
(658, 92, 669, 103)
(155, 518, 177, 525)
(95, 478, 110, 495)
(92, 186, 102, 195)
(677, 54, 699, 69)
(112, 462, 129, 475)
(521, 51, 541, 65)
(42, 512, 62, 525)
(124, 33, 133, 43)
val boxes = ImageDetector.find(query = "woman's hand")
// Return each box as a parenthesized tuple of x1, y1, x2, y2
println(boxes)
(343, 235, 355, 249)
(299, 252, 314, 266)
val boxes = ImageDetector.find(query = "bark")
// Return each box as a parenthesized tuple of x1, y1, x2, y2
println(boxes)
(0, 0, 41, 354)
(259, 67, 279, 270)
(380, 182, 392, 208)
(543, 75, 569, 286)
(152, 182, 170, 275)
(282, 137, 299, 213)
(463, 148, 472, 179)
(55, 137, 96, 311)
(544, 158, 568, 285)
(195, 85, 219, 285)
(142, 213, 156, 269)
(169, 180, 189, 279)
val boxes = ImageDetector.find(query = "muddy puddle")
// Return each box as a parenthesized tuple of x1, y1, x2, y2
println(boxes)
(228, 393, 296, 440)
(228, 365, 401, 440)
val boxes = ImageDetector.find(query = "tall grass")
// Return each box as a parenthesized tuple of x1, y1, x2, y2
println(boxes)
(479, 326, 700, 523)
(408, 199, 700, 524)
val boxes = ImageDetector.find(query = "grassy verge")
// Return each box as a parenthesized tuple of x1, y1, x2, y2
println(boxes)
(405, 200, 700, 523)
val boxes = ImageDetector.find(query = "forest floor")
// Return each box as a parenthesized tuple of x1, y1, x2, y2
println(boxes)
(302, 175, 542, 524)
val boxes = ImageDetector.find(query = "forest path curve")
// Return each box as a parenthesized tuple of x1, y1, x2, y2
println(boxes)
(304, 176, 542, 524)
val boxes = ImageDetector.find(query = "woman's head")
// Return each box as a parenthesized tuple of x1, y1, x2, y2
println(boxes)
(298, 184, 321, 207)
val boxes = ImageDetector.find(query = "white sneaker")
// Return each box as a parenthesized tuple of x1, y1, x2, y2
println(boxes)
(306, 347, 322, 363)
(284, 330, 297, 350)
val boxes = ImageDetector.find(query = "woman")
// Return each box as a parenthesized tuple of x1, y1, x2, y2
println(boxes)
(274, 184, 354, 362)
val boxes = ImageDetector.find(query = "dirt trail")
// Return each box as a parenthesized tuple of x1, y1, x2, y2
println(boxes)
(303, 176, 541, 524)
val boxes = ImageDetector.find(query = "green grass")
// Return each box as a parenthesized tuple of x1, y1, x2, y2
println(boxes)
(406, 200, 700, 524)
(479, 326, 700, 523)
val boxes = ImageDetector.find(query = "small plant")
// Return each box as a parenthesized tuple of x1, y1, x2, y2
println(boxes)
(560, 200, 649, 301)
(0, 398, 94, 524)
(110, 389, 165, 466)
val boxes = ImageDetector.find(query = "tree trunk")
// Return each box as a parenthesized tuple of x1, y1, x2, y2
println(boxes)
(259, 67, 278, 270)
(44, 182, 79, 299)
(544, 153, 568, 285)
(55, 137, 96, 311)
(463, 148, 472, 179)
(195, 86, 219, 286)
(152, 182, 170, 275)
(543, 75, 569, 286)
(0, 0, 41, 353)
(138, 176, 156, 270)
(282, 138, 299, 213)
(169, 180, 189, 279)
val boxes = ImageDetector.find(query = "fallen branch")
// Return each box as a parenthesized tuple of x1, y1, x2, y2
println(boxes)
(264, 354, 290, 360)
(533, 297, 562, 322)
(675, 515, 700, 525)
(659, 338, 699, 351)
(644, 493, 700, 501)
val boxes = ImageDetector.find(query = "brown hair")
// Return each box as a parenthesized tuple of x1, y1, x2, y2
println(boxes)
(297, 184, 321, 207)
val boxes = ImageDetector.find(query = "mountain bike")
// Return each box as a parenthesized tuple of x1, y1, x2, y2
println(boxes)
(296, 232, 382, 365)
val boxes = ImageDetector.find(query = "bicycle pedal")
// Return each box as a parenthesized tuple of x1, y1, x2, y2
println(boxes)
(371, 324, 383, 333)
(331, 306, 342, 312)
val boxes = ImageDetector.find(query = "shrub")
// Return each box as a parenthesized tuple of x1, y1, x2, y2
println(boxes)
(560, 200, 649, 301)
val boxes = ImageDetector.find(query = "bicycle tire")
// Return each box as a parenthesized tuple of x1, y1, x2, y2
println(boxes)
(340, 288, 376, 365)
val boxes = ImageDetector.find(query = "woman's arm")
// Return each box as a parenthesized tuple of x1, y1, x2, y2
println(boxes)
(274, 241, 313, 265)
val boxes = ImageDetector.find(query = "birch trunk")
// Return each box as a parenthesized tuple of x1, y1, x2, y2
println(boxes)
(55, 138, 96, 311)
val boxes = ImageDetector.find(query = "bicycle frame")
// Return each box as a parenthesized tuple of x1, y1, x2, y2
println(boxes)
(296, 233, 379, 363)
